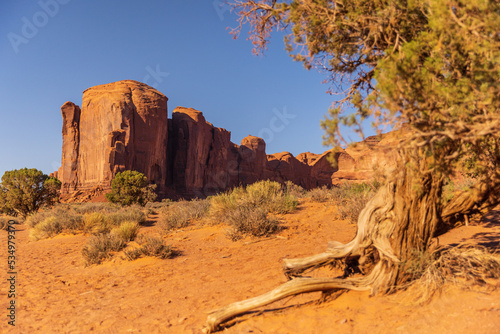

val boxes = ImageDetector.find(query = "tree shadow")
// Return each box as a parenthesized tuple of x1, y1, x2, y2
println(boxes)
(467, 232, 500, 251)
(479, 209, 500, 228)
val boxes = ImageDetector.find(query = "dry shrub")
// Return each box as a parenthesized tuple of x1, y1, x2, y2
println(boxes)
(83, 212, 109, 234)
(158, 199, 209, 232)
(124, 234, 174, 260)
(306, 186, 334, 202)
(401, 245, 500, 304)
(73, 202, 118, 214)
(82, 233, 126, 266)
(284, 181, 306, 199)
(209, 180, 298, 223)
(111, 221, 139, 242)
(225, 206, 281, 241)
(29, 217, 63, 241)
(105, 205, 147, 226)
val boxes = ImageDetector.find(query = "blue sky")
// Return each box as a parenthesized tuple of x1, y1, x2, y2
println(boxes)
(0, 0, 364, 177)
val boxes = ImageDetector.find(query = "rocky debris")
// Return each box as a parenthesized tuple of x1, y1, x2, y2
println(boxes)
(57, 80, 398, 201)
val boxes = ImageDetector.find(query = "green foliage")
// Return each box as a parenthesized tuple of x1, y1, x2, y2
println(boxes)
(105, 170, 157, 206)
(0, 168, 61, 218)
(233, 0, 500, 182)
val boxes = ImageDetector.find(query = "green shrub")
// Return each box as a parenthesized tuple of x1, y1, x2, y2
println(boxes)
(29, 217, 63, 241)
(105, 170, 157, 206)
(82, 233, 126, 266)
(124, 234, 174, 260)
(111, 221, 139, 242)
(0, 168, 61, 218)
(158, 199, 209, 232)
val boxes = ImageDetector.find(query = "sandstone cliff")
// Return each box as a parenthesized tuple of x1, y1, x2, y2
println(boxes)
(58, 80, 397, 201)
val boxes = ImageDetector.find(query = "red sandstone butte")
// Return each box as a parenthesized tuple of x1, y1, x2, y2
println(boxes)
(57, 80, 397, 201)
(59, 80, 168, 196)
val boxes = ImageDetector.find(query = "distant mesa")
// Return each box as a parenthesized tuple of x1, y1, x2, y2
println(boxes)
(53, 80, 397, 202)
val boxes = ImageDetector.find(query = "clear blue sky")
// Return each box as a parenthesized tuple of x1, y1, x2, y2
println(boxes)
(0, 0, 364, 177)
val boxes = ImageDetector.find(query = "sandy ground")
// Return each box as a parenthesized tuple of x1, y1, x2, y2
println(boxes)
(1, 200, 499, 334)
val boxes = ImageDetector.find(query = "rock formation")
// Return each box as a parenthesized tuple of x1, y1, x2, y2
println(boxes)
(57, 80, 397, 201)
(59, 80, 169, 196)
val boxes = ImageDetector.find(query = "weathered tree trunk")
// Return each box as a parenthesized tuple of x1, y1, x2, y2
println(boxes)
(204, 161, 499, 333)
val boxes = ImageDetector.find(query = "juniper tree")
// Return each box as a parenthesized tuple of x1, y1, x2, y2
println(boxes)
(205, 0, 500, 331)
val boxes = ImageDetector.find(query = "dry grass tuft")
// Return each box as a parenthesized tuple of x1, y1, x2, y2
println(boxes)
(208, 180, 295, 240)
(111, 221, 140, 242)
(158, 199, 209, 232)
(225, 206, 281, 241)
(81, 233, 126, 266)
(401, 244, 500, 304)
(124, 234, 174, 260)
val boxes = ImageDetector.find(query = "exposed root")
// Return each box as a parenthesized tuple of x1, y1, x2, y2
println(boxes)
(204, 274, 372, 333)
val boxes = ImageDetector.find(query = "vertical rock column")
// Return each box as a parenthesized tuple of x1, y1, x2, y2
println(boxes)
(59, 101, 81, 194)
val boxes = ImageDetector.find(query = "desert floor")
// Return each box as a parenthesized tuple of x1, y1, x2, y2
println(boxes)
(1, 200, 499, 334)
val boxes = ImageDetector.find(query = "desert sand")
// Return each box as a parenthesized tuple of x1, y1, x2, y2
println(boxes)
(1, 200, 499, 334)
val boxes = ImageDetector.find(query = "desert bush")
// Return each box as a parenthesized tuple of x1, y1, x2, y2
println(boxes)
(305, 183, 375, 224)
(306, 186, 334, 202)
(81, 233, 126, 266)
(158, 199, 209, 232)
(111, 221, 139, 242)
(73, 202, 118, 215)
(145, 199, 173, 211)
(284, 181, 306, 199)
(0, 168, 61, 217)
(225, 206, 281, 241)
(83, 212, 109, 234)
(106, 170, 157, 206)
(209, 180, 298, 224)
(105, 205, 147, 226)
(29, 216, 63, 241)
(124, 234, 174, 260)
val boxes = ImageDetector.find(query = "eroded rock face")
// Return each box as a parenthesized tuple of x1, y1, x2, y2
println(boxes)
(58, 80, 398, 201)
(169, 107, 239, 196)
(60, 80, 169, 195)
(59, 101, 81, 194)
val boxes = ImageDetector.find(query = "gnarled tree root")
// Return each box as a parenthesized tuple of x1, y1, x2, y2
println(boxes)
(204, 275, 371, 333)
(204, 259, 397, 333)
